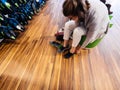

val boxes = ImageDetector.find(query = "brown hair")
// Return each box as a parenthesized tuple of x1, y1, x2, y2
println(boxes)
(63, 0, 90, 17)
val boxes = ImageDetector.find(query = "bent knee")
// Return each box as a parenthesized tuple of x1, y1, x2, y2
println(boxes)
(73, 27, 86, 35)
(65, 20, 77, 29)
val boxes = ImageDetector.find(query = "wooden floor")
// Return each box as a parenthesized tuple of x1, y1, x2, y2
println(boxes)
(0, 0, 120, 90)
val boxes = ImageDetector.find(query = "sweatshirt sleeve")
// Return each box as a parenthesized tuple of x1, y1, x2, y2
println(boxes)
(81, 2, 109, 48)
(81, 16, 99, 48)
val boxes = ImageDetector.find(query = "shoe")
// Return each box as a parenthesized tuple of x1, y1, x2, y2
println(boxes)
(50, 41, 61, 48)
(58, 45, 70, 53)
(64, 51, 74, 59)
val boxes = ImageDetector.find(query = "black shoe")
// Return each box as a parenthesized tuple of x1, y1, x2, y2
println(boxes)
(58, 45, 70, 53)
(50, 41, 61, 48)
(64, 51, 74, 59)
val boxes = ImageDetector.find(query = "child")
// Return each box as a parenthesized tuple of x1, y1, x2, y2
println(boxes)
(59, 0, 109, 58)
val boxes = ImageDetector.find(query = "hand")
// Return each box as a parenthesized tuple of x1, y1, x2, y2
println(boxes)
(76, 45, 81, 54)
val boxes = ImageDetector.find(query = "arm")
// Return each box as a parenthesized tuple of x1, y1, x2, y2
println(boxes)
(81, 20, 99, 48)
(81, 7, 109, 48)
